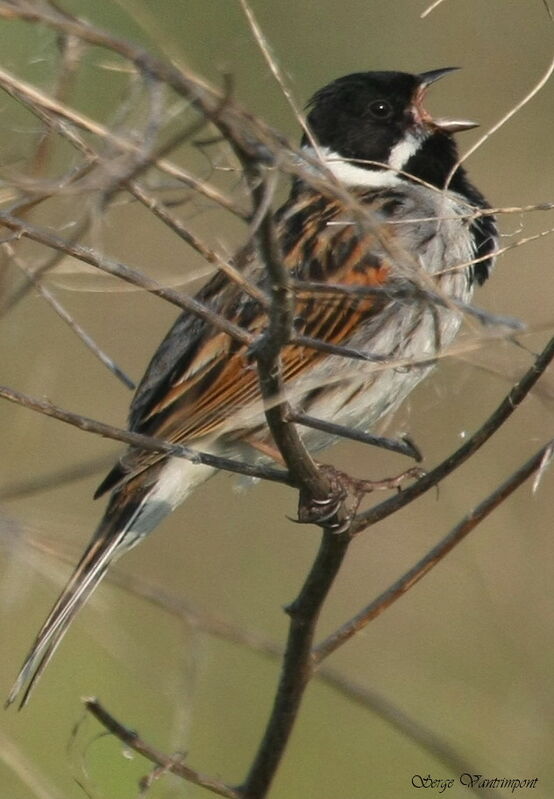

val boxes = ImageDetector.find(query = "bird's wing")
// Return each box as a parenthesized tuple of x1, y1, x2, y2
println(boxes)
(95, 192, 410, 497)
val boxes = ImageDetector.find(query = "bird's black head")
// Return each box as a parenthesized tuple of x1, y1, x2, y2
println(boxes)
(303, 69, 496, 284)
(305, 68, 478, 193)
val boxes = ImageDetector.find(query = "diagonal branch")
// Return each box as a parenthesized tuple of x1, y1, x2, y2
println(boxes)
(85, 699, 240, 799)
(0, 58, 246, 218)
(352, 335, 554, 530)
(313, 440, 553, 663)
(0, 210, 253, 346)
(6, 246, 135, 389)
(0, 384, 291, 486)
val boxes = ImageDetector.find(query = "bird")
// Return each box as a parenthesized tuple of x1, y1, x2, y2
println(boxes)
(7, 67, 497, 707)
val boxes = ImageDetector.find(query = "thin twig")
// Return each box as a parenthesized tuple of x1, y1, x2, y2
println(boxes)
(85, 699, 240, 799)
(448, 52, 554, 188)
(293, 280, 524, 332)
(6, 246, 135, 389)
(289, 411, 422, 461)
(351, 335, 554, 530)
(0, 1, 430, 231)
(313, 440, 553, 662)
(0, 384, 291, 486)
(3, 213, 94, 315)
(420, 0, 449, 17)
(27, 27, 84, 178)
(0, 60, 246, 218)
(0, 210, 254, 346)
(0, 67, 249, 327)
(237, 0, 319, 153)
(127, 180, 268, 307)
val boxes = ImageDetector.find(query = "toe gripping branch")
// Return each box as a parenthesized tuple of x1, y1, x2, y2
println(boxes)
(294, 464, 425, 534)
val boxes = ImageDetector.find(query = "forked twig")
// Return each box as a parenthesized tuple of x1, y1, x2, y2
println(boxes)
(85, 699, 240, 799)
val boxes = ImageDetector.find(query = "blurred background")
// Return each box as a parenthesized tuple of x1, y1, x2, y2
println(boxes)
(0, 1, 553, 797)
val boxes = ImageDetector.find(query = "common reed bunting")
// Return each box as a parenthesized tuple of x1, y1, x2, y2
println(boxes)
(8, 68, 497, 706)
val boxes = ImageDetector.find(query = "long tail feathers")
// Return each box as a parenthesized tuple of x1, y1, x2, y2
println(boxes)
(6, 528, 128, 709)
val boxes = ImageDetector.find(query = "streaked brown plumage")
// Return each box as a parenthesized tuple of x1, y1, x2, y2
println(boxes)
(7, 68, 497, 707)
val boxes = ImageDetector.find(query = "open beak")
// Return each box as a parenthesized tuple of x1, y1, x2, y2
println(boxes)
(419, 67, 461, 88)
(416, 67, 479, 133)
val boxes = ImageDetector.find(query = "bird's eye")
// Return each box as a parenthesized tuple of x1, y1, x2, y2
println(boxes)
(368, 100, 393, 120)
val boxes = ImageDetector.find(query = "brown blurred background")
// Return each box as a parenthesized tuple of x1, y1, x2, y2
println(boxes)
(1, 1, 553, 797)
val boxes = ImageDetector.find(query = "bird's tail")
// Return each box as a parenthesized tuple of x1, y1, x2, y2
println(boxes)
(7, 454, 215, 708)
(6, 508, 140, 709)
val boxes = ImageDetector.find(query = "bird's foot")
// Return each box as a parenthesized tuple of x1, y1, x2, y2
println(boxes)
(294, 464, 425, 533)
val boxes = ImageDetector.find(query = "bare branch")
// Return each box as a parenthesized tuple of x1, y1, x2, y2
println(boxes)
(85, 699, 240, 799)
(3, 213, 94, 315)
(127, 180, 268, 307)
(0, 210, 254, 346)
(448, 52, 554, 187)
(0, 60, 246, 218)
(240, 530, 351, 799)
(237, 0, 319, 153)
(5, 245, 135, 389)
(0, 384, 291, 486)
(246, 168, 332, 502)
(293, 279, 524, 332)
(352, 335, 554, 530)
(420, 0, 449, 17)
(236, 157, 354, 796)
(289, 411, 422, 461)
(313, 440, 553, 662)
